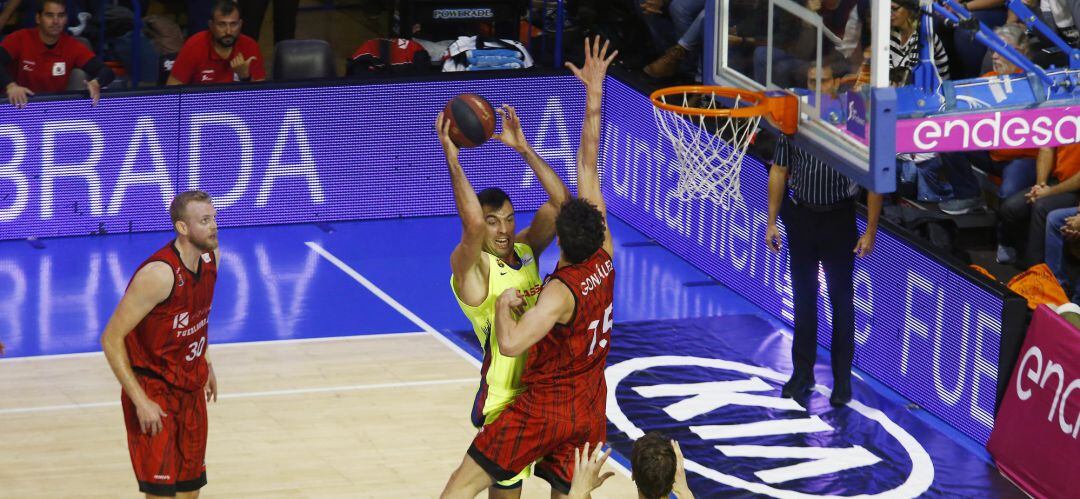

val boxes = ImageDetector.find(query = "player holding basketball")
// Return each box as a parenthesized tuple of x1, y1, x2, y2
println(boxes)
(440, 36, 618, 499)
(436, 87, 571, 496)
(101, 191, 220, 498)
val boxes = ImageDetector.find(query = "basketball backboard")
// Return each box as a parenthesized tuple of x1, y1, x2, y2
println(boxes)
(705, 0, 895, 192)
(706, 0, 1080, 195)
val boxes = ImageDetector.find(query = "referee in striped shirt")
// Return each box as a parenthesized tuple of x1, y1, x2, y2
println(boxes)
(765, 134, 883, 407)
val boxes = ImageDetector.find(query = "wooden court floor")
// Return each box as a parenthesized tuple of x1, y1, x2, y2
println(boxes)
(0, 333, 637, 497)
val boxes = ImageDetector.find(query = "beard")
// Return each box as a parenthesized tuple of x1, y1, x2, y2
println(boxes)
(215, 35, 236, 48)
(193, 234, 219, 252)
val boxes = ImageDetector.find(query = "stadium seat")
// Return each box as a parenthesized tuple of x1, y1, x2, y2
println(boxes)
(272, 39, 336, 80)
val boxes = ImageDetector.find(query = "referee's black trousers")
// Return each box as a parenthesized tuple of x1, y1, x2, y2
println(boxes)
(781, 198, 858, 386)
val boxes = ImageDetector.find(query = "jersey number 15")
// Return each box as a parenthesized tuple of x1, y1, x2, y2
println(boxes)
(587, 304, 613, 357)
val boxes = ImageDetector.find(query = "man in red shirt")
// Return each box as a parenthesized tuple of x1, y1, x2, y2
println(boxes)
(440, 37, 618, 498)
(101, 190, 220, 498)
(167, 0, 266, 85)
(0, 0, 114, 108)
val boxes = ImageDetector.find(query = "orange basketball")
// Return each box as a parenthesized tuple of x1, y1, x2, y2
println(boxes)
(444, 93, 496, 148)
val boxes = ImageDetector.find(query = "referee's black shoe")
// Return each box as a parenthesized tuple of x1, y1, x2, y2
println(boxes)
(830, 379, 852, 407)
(781, 373, 814, 398)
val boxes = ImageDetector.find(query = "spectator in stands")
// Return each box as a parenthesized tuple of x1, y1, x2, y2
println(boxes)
(939, 24, 1037, 216)
(752, 0, 862, 88)
(726, 0, 768, 76)
(1008, 0, 1079, 67)
(807, 60, 841, 96)
(804, 56, 852, 124)
(998, 143, 1080, 266)
(167, 0, 265, 85)
(633, 0, 677, 68)
(889, 0, 950, 86)
(1046, 204, 1080, 300)
(0, 0, 113, 108)
(239, 0, 297, 45)
(0, 0, 23, 33)
(642, 0, 705, 79)
(935, 0, 1008, 79)
(885, 0, 959, 208)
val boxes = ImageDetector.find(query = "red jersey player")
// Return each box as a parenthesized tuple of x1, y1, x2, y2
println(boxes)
(101, 191, 220, 498)
(441, 36, 617, 498)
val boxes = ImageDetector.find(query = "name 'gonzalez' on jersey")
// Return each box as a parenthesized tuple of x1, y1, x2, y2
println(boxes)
(524, 247, 614, 412)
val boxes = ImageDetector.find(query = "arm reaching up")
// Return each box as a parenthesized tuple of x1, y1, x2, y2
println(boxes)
(565, 36, 618, 256)
(496, 104, 571, 256)
(439, 112, 488, 306)
(568, 442, 615, 499)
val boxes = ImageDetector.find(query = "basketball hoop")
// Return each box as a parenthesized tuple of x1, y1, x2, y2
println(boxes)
(650, 86, 798, 208)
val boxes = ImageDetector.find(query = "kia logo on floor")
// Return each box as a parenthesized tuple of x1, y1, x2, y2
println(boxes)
(606, 356, 934, 497)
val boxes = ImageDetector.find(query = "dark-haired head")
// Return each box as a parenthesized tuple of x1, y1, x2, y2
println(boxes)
(555, 198, 605, 264)
(477, 187, 516, 260)
(631, 432, 677, 499)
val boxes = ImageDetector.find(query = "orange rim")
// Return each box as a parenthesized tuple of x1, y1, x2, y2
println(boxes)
(650, 85, 799, 135)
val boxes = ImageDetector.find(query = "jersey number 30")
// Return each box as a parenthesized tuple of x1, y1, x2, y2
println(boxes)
(185, 337, 206, 361)
(587, 304, 613, 357)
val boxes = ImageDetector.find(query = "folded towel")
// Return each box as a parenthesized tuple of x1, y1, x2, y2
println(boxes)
(467, 55, 526, 67)
(466, 48, 523, 60)
(467, 62, 524, 71)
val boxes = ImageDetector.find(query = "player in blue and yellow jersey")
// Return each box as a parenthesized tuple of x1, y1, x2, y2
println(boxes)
(436, 103, 570, 498)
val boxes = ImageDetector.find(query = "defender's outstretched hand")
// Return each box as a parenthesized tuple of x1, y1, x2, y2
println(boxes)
(565, 36, 618, 92)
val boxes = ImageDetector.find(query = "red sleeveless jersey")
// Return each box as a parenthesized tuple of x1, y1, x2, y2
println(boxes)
(521, 248, 614, 414)
(124, 241, 217, 392)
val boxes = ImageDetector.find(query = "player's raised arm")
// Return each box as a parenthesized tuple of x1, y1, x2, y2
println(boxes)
(100, 262, 173, 436)
(438, 112, 486, 294)
(496, 104, 571, 256)
(566, 36, 617, 256)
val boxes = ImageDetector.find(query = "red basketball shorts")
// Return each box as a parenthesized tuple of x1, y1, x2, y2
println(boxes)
(468, 396, 606, 494)
(121, 374, 207, 496)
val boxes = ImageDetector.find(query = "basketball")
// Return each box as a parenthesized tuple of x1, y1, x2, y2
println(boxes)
(444, 93, 496, 148)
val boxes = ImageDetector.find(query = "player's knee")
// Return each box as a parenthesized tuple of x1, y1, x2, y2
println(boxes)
(440, 465, 467, 498)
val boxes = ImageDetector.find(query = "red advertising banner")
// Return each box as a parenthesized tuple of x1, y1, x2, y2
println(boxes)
(987, 305, 1080, 498)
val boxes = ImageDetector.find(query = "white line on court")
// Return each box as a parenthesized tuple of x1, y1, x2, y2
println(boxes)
(0, 377, 476, 415)
(0, 350, 104, 362)
(305, 241, 481, 369)
(305, 242, 635, 480)
(211, 331, 428, 349)
(0, 331, 430, 363)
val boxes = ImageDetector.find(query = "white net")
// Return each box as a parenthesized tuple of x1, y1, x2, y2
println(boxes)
(652, 92, 762, 209)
